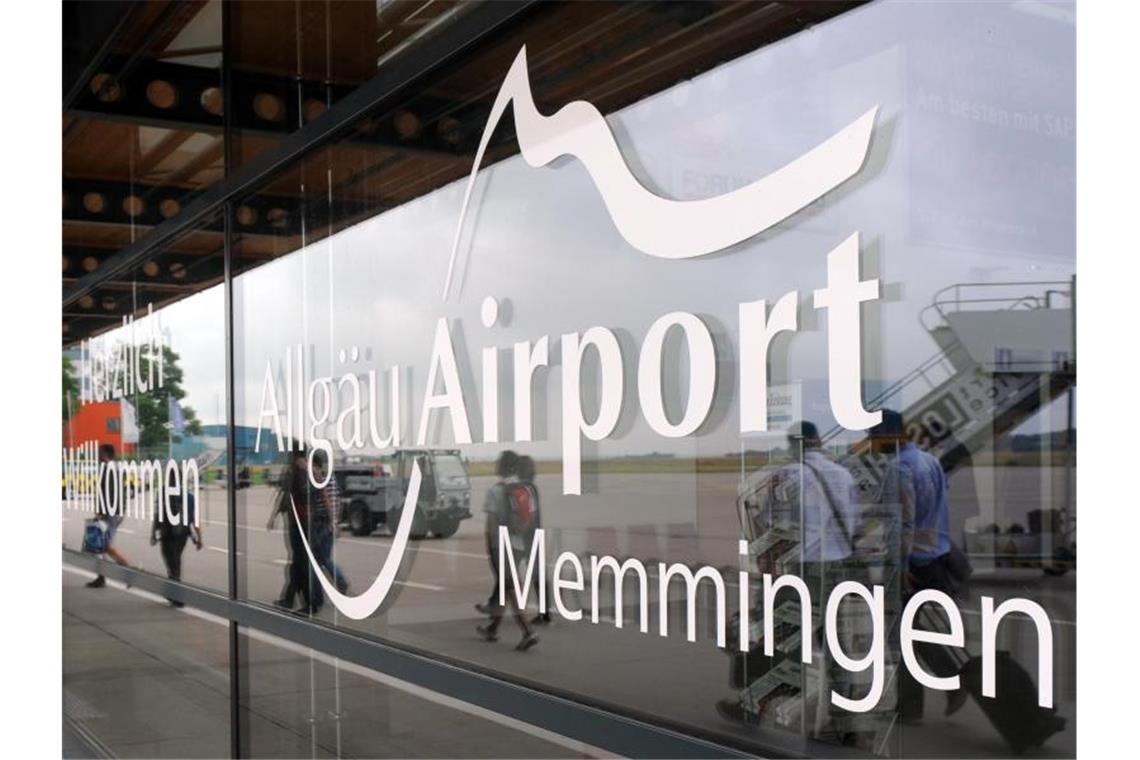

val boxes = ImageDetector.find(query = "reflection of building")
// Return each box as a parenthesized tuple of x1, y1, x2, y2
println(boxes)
(198, 424, 285, 466)
(61, 400, 136, 455)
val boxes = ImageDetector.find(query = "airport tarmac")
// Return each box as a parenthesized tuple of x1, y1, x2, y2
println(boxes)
(63, 466, 1076, 758)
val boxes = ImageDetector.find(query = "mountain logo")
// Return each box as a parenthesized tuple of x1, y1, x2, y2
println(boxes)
(443, 45, 877, 298)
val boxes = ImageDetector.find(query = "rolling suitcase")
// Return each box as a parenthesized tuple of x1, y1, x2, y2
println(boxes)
(953, 651, 1066, 755)
(918, 605, 1065, 754)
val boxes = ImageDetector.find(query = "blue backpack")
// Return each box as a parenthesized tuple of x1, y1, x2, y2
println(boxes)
(82, 518, 109, 554)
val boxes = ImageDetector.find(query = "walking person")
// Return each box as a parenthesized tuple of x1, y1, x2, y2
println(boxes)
(267, 448, 322, 614)
(475, 450, 518, 615)
(869, 410, 960, 725)
(476, 450, 538, 651)
(716, 421, 860, 736)
(311, 451, 349, 594)
(150, 490, 203, 607)
(516, 455, 551, 625)
(86, 443, 133, 588)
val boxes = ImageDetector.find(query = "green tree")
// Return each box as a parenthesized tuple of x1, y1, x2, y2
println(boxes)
(134, 345, 203, 450)
(62, 355, 79, 419)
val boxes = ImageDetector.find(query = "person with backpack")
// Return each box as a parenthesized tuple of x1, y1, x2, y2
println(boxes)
(516, 455, 551, 625)
(475, 450, 538, 651)
(85, 443, 134, 588)
(150, 490, 203, 607)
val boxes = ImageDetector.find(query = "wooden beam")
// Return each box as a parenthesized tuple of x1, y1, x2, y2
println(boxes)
(137, 130, 195, 177)
(165, 136, 224, 184)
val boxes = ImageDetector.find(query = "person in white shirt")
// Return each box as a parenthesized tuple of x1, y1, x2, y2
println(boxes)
(774, 421, 861, 739)
(773, 421, 860, 565)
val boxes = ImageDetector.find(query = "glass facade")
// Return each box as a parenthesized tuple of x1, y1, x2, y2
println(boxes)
(63, 2, 1076, 758)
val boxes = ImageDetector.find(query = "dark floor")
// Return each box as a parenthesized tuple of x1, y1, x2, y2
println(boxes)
(62, 570, 595, 759)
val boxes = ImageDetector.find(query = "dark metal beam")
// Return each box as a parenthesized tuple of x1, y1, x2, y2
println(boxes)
(63, 1, 138, 110)
(68, 54, 479, 160)
(64, 0, 538, 309)
(62, 177, 379, 239)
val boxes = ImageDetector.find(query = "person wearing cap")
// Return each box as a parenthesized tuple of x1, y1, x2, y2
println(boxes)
(779, 421, 860, 566)
(869, 409, 957, 725)
(782, 420, 861, 737)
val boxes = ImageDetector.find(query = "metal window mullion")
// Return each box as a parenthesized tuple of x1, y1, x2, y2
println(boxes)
(221, 2, 241, 755)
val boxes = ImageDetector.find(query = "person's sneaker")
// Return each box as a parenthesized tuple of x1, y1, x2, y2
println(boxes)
(532, 613, 552, 625)
(515, 632, 539, 651)
(86, 575, 106, 588)
(273, 597, 294, 610)
(476, 623, 499, 642)
(474, 602, 493, 615)
(169, 600, 185, 609)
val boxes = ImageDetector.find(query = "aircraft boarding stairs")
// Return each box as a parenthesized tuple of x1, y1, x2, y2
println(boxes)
(739, 279, 1076, 566)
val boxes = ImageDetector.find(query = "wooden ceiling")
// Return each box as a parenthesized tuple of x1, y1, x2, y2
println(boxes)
(63, 0, 862, 345)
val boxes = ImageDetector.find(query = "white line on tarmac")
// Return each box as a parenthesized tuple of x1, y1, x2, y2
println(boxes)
(197, 517, 487, 559)
(368, 539, 486, 560)
(394, 579, 447, 592)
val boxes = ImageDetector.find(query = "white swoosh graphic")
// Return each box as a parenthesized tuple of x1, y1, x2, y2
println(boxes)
(443, 45, 878, 298)
(290, 460, 422, 619)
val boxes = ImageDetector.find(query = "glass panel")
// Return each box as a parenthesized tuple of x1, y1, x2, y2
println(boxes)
(62, 571, 230, 758)
(236, 626, 599, 758)
(63, 212, 230, 595)
(225, 1, 1075, 757)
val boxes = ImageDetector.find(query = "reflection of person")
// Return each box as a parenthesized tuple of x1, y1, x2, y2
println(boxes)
(86, 444, 132, 589)
(311, 452, 349, 594)
(870, 409, 959, 725)
(150, 490, 202, 607)
(517, 455, 551, 625)
(475, 450, 518, 616)
(778, 421, 860, 566)
(476, 450, 538, 651)
(717, 421, 860, 736)
(268, 448, 322, 614)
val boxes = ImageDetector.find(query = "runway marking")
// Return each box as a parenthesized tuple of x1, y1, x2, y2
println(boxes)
(366, 539, 486, 560)
(197, 516, 488, 559)
(394, 579, 447, 592)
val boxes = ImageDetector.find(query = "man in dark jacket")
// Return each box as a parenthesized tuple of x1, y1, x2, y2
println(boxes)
(150, 490, 203, 607)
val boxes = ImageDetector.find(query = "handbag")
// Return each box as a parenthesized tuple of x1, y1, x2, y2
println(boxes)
(944, 540, 974, 594)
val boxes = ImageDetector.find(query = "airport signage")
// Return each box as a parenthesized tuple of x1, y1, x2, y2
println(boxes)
(247, 45, 1056, 713)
